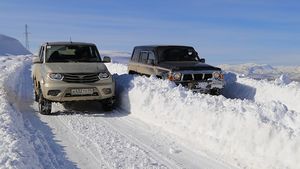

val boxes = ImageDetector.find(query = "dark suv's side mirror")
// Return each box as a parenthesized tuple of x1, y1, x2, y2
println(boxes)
(102, 56, 111, 63)
(199, 58, 205, 63)
(147, 59, 154, 65)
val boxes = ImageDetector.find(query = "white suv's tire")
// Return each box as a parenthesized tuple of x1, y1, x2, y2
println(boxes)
(38, 89, 52, 115)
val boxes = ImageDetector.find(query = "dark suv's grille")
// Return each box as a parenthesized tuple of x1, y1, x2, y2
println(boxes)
(182, 73, 212, 81)
(63, 73, 99, 83)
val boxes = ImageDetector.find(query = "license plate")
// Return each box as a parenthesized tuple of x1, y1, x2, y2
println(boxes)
(71, 88, 94, 95)
(195, 82, 208, 89)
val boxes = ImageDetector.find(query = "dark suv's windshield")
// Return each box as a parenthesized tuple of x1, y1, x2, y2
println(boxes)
(46, 45, 101, 62)
(157, 47, 200, 62)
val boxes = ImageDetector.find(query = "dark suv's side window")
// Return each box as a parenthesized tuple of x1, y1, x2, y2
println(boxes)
(140, 51, 148, 64)
(148, 51, 155, 60)
(132, 48, 141, 62)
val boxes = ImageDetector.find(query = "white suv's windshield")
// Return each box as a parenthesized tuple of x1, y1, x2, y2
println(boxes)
(157, 47, 200, 62)
(46, 45, 101, 62)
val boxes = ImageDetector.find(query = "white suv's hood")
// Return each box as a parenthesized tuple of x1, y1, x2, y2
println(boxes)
(43, 62, 108, 73)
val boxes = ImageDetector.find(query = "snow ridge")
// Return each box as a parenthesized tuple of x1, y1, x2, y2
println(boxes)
(0, 56, 76, 169)
(0, 56, 42, 169)
(106, 62, 300, 169)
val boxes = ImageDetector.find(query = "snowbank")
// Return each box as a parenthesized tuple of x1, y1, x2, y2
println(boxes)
(224, 74, 300, 113)
(0, 34, 31, 56)
(1, 56, 77, 169)
(0, 56, 42, 169)
(106, 62, 300, 169)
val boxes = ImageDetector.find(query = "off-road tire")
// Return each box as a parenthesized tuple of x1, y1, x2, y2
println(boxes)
(210, 89, 221, 96)
(38, 89, 52, 115)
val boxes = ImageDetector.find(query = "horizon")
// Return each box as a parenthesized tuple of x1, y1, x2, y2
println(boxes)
(0, 0, 300, 66)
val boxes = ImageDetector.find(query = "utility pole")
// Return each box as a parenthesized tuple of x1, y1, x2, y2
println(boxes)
(25, 24, 30, 50)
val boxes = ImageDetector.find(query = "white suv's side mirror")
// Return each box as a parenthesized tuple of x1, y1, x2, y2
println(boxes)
(103, 56, 111, 63)
(33, 56, 42, 64)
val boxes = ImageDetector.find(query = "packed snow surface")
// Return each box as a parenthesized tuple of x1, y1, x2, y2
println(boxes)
(0, 34, 31, 56)
(1, 53, 300, 169)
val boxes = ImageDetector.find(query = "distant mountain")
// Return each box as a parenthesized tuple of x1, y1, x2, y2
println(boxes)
(0, 34, 31, 56)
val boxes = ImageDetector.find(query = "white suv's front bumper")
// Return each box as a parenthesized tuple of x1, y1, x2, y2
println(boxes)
(41, 79, 115, 102)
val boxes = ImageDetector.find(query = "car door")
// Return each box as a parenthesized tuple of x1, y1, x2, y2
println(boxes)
(136, 51, 149, 75)
(128, 48, 141, 73)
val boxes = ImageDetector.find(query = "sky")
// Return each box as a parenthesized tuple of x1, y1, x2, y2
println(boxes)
(0, 0, 300, 65)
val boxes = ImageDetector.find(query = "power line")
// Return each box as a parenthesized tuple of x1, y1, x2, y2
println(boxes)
(25, 24, 30, 50)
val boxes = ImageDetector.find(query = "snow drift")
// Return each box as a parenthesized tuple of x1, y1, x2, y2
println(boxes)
(0, 56, 42, 168)
(0, 34, 31, 56)
(106, 63, 300, 169)
(0, 56, 75, 169)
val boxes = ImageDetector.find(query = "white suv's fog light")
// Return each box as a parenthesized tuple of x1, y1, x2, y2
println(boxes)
(102, 88, 112, 94)
(47, 90, 61, 96)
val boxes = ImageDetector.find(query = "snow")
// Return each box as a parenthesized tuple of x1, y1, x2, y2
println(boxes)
(0, 56, 76, 169)
(1, 51, 300, 169)
(0, 34, 31, 56)
(100, 50, 131, 64)
(220, 63, 300, 82)
(105, 56, 300, 169)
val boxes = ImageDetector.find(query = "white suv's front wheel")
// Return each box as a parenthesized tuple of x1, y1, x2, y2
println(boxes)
(38, 89, 52, 115)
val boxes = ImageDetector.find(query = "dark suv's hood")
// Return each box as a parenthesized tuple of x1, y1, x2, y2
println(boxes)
(158, 61, 221, 71)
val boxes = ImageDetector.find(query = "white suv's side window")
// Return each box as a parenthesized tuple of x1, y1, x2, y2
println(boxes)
(39, 46, 44, 62)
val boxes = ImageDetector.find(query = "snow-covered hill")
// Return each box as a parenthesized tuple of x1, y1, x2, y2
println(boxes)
(0, 34, 31, 56)
(220, 63, 300, 81)
(1, 53, 300, 169)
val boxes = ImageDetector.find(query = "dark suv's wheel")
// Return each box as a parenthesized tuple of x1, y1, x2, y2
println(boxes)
(38, 89, 52, 115)
(210, 88, 221, 96)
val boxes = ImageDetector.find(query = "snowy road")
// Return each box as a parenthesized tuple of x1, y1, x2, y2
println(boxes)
(1, 55, 300, 169)
(31, 104, 234, 169)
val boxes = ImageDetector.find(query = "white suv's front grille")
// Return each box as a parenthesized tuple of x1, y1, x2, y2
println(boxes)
(63, 73, 99, 83)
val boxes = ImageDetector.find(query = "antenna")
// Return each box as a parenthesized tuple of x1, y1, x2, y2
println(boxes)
(24, 24, 30, 50)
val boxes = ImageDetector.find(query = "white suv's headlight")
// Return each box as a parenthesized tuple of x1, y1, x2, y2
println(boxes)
(48, 73, 64, 81)
(98, 72, 110, 79)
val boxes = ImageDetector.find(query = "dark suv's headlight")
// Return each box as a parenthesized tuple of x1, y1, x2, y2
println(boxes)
(212, 71, 224, 80)
(48, 73, 64, 81)
(168, 72, 182, 81)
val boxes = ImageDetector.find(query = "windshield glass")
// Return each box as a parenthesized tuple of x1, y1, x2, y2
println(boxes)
(157, 47, 200, 62)
(46, 45, 101, 62)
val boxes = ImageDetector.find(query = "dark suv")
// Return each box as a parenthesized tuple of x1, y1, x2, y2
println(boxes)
(128, 45, 224, 95)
